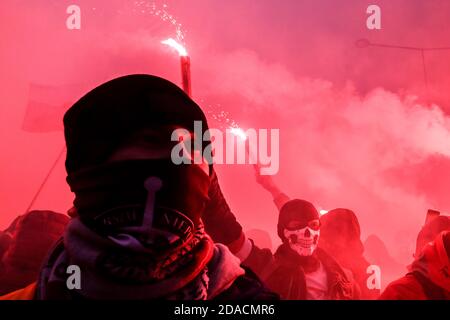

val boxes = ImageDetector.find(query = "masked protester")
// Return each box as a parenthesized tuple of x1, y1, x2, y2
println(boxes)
(243, 199, 359, 300)
(380, 217, 450, 300)
(319, 209, 380, 299)
(0, 74, 277, 300)
(253, 173, 362, 299)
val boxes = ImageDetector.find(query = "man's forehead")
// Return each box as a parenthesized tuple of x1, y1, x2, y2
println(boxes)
(108, 127, 209, 176)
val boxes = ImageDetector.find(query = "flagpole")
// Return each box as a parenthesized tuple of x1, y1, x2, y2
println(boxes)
(24, 146, 66, 214)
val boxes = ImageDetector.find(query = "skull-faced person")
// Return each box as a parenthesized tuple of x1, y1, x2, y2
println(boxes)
(242, 199, 360, 300)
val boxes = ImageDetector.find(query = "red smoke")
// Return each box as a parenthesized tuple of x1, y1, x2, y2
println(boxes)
(1, 0, 450, 269)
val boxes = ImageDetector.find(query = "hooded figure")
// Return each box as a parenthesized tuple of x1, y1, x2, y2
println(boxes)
(380, 215, 450, 300)
(243, 199, 359, 300)
(380, 231, 450, 300)
(414, 216, 450, 258)
(0, 75, 276, 300)
(319, 208, 380, 299)
(0, 211, 68, 295)
(254, 174, 374, 298)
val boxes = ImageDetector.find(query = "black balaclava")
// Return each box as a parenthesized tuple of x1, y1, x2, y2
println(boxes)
(63, 74, 211, 252)
(277, 199, 320, 241)
(274, 199, 321, 272)
(64, 74, 209, 174)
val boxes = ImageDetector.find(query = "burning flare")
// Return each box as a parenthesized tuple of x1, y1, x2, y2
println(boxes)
(161, 38, 188, 57)
(161, 38, 191, 96)
(230, 127, 248, 141)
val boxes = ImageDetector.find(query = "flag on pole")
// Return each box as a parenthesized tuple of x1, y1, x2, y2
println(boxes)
(22, 83, 88, 132)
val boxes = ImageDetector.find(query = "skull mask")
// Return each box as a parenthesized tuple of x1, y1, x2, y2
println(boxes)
(283, 219, 320, 256)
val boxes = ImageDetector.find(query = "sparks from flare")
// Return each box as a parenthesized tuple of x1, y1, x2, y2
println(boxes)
(161, 38, 188, 56)
(230, 126, 260, 166)
(208, 109, 248, 142)
(132, 1, 186, 43)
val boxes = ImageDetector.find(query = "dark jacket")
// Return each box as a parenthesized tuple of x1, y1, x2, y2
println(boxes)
(0, 266, 278, 301)
(243, 243, 359, 300)
(214, 266, 280, 300)
(0, 238, 278, 300)
(203, 170, 245, 253)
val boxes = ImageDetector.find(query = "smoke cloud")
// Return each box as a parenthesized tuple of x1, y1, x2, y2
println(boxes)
(1, 0, 450, 266)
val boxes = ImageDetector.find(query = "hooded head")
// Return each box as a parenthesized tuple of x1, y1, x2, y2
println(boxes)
(63, 74, 212, 253)
(319, 208, 364, 258)
(317, 208, 374, 283)
(411, 231, 450, 293)
(277, 199, 320, 256)
(64, 74, 209, 174)
(415, 215, 450, 257)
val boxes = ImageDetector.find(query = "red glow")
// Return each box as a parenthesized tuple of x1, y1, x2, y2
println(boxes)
(1, 1, 450, 286)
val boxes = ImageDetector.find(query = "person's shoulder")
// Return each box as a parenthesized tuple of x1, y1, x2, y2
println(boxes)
(214, 266, 279, 300)
(379, 274, 426, 300)
(241, 242, 276, 276)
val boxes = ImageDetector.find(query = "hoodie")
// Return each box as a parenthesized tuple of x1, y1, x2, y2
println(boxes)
(380, 231, 450, 300)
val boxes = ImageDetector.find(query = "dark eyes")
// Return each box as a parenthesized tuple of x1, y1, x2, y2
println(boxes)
(286, 219, 320, 231)
(308, 220, 321, 231)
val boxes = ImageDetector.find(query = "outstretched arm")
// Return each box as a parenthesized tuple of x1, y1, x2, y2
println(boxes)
(202, 169, 252, 261)
(253, 165, 290, 210)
